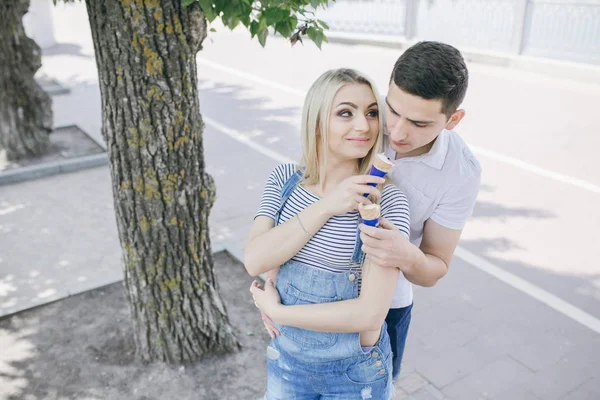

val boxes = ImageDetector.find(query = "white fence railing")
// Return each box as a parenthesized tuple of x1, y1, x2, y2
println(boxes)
(316, 0, 600, 65)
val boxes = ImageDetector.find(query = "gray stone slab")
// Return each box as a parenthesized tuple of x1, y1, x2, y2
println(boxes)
(392, 387, 410, 399)
(0, 153, 253, 319)
(0, 167, 121, 317)
(507, 329, 580, 372)
(516, 347, 600, 400)
(442, 383, 489, 400)
(414, 335, 506, 389)
(397, 372, 429, 395)
(442, 356, 534, 399)
(411, 385, 447, 400)
(561, 378, 600, 400)
(492, 387, 544, 400)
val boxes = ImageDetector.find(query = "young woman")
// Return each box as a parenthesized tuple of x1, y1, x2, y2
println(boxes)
(245, 68, 410, 399)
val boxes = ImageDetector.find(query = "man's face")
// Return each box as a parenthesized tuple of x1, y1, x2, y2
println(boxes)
(385, 82, 459, 158)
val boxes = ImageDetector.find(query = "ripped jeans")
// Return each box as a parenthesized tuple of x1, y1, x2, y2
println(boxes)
(264, 261, 393, 400)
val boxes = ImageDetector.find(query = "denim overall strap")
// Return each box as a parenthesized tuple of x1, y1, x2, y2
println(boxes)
(350, 226, 364, 266)
(275, 167, 364, 265)
(274, 168, 303, 225)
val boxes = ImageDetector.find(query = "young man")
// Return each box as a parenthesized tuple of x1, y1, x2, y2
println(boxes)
(257, 41, 481, 380)
(359, 41, 481, 379)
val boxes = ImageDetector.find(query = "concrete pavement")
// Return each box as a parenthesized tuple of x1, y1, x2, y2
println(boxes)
(2, 2, 600, 399)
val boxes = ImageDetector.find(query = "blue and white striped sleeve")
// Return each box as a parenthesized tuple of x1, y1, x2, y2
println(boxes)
(255, 163, 295, 221)
(380, 184, 410, 239)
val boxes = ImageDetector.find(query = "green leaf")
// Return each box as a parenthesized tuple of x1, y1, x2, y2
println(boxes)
(198, 0, 216, 21)
(274, 20, 292, 38)
(240, 14, 251, 27)
(317, 19, 330, 30)
(290, 15, 299, 30)
(225, 15, 240, 30)
(209, 27, 217, 32)
(306, 26, 323, 49)
(258, 28, 268, 47)
(181, 0, 196, 6)
(250, 20, 260, 37)
(263, 7, 289, 25)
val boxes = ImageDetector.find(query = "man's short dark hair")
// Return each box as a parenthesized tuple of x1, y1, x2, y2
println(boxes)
(390, 41, 468, 118)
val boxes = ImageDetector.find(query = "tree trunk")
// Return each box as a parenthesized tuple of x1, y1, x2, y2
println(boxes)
(0, 0, 52, 161)
(85, 0, 241, 363)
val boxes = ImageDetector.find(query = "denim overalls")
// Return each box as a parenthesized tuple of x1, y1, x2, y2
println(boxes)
(264, 169, 393, 400)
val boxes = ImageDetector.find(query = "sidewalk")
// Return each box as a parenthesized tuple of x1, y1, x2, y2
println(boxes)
(4, 123, 599, 399)
(2, 3, 600, 399)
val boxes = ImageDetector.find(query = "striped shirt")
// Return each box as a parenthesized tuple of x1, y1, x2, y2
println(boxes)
(255, 163, 410, 273)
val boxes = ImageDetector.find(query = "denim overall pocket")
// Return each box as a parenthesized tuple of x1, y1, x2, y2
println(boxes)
(344, 344, 391, 385)
(345, 323, 391, 385)
(279, 282, 340, 349)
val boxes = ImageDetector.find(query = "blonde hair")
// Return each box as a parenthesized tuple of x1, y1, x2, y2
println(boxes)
(299, 68, 384, 187)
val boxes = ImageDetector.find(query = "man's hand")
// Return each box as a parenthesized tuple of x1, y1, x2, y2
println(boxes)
(359, 216, 420, 271)
(250, 279, 282, 339)
(361, 217, 459, 286)
(260, 310, 280, 339)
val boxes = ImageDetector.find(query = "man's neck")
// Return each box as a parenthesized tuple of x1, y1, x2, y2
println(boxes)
(395, 138, 436, 160)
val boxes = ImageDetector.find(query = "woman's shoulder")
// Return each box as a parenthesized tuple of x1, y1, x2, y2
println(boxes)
(380, 184, 410, 235)
(268, 163, 300, 186)
(381, 183, 408, 205)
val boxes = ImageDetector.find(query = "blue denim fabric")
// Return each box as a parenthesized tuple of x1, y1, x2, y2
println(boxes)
(264, 169, 392, 398)
(385, 303, 413, 380)
(265, 261, 393, 400)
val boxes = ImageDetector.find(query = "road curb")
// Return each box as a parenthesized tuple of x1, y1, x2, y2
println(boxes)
(0, 152, 108, 186)
(0, 244, 231, 320)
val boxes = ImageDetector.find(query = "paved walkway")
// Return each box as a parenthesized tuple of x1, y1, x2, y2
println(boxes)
(1, 2, 600, 399)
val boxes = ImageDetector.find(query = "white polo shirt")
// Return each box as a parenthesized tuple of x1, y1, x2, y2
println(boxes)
(384, 129, 482, 308)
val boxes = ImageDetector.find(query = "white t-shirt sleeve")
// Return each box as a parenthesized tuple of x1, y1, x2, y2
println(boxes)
(254, 163, 295, 221)
(430, 170, 481, 230)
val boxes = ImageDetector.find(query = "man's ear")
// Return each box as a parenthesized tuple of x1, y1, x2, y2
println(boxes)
(445, 109, 465, 130)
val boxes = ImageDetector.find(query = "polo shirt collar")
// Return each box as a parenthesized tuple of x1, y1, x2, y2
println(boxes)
(392, 129, 450, 170)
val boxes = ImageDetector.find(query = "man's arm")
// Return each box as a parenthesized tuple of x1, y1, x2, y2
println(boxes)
(403, 219, 462, 286)
(359, 218, 460, 287)
(361, 169, 480, 287)
(251, 258, 400, 333)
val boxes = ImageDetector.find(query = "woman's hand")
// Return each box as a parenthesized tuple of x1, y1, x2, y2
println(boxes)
(320, 175, 384, 216)
(250, 279, 282, 319)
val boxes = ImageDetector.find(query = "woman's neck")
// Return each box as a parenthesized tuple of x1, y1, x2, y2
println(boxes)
(316, 157, 358, 196)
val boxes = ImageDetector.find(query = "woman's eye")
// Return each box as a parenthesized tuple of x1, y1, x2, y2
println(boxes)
(367, 110, 378, 117)
(339, 110, 352, 117)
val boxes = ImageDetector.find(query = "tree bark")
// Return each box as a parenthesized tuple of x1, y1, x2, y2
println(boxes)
(85, 0, 240, 363)
(0, 0, 52, 161)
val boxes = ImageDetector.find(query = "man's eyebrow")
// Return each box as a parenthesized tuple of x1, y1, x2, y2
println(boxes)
(385, 97, 398, 114)
(407, 117, 435, 125)
(385, 97, 435, 124)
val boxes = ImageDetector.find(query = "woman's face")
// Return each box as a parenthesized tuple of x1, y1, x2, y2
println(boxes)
(325, 83, 379, 164)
